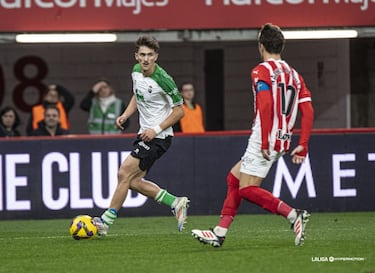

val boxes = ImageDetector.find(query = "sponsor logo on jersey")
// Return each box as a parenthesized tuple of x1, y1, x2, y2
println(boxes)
(277, 130, 291, 140)
(135, 89, 145, 102)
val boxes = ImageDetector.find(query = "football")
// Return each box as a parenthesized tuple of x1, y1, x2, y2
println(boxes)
(69, 215, 97, 240)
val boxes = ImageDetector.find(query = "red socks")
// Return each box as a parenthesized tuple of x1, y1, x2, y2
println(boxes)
(217, 173, 294, 230)
(239, 185, 291, 216)
(277, 201, 293, 218)
(218, 172, 242, 229)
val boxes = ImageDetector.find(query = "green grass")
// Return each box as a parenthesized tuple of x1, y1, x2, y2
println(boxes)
(0, 212, 374, 273)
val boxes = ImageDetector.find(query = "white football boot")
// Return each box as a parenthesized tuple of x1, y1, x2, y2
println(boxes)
(171, 197, 190, 232)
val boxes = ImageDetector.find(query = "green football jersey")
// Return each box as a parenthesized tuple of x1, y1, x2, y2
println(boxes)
(132, 63, 183, 138)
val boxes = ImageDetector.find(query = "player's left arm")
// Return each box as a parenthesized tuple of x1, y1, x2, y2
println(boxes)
(253, 67, 273, 160)
(257, 86, 273, 161)
(160, 104, 184, 131)
(291, 79, 314, 164)
(155, 68, 185, 132)
(140, 105, 184, 142)
(141, 69, 185, 141)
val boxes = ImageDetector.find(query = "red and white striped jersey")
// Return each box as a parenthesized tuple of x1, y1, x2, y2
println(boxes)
(250, 58, 312, 153)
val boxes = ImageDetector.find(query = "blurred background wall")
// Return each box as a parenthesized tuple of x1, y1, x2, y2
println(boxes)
(1, 38, 373, 135)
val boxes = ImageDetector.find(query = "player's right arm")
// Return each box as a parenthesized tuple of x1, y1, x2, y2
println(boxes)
(116, 95, 137, 130)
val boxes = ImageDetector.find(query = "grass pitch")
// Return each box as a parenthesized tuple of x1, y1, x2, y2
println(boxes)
(0, 212, 373, 273)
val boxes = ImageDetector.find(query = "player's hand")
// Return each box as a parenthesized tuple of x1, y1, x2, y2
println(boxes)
(116, 116, 128, 130)
(140, 128, 157, 142)
(261, 149, 271, 161)
(291, 145, 306, 164)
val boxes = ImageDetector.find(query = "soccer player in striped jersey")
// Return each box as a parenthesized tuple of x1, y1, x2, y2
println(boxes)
(192, 23, 314, 247)
(93, 35, 190, 236)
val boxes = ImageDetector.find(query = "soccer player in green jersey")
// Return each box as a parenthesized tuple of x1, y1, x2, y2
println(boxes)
(94, 35, 189, 236)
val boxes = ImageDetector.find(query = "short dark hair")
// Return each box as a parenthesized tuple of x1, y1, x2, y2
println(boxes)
(180, 82, 194, 91)
(258, 23, 285, 54)
(44, 105, 60, 116)
(44, 85, 58, 97)
(94, 78, 111, 86)
(135, 35, 160, 53)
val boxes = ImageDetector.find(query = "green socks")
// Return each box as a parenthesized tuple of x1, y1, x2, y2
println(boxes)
(101, 208, 118, 226)
(101, 190, 176, 227)
(155, 189, 177, 207)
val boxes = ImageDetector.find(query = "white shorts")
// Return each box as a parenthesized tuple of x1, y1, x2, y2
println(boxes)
(240, 138, 283, 178)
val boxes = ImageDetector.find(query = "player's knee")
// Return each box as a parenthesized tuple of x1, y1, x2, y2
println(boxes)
(117, 165, 132, 185)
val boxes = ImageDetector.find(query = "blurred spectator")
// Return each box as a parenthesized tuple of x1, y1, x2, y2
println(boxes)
(174, 82, 205, 133)
(80, 79, 129, 134)
(30, 105, 70, 136)
(26, 84, 75, 136)
(0, 106, 21, 137)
